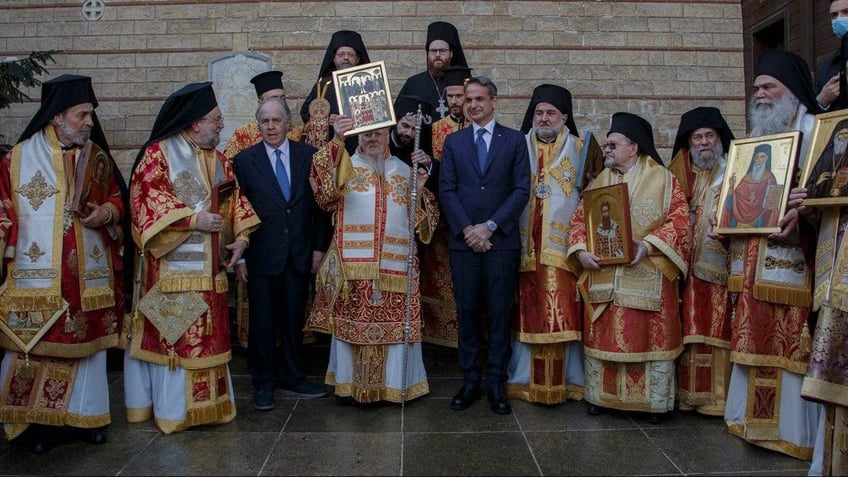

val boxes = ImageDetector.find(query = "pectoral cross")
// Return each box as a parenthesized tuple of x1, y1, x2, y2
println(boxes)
(436, 99, 448, 119)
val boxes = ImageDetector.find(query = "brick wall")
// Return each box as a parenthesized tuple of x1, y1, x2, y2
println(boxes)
(0, 0, 746, 177)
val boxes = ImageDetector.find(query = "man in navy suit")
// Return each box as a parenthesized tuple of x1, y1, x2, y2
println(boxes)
(233, 97, 332, 411)
(439, 76, 531, 415)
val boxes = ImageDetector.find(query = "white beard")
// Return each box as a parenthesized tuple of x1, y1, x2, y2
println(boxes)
(834, 138, 848, 156)
(748, 161, 767, 182)
(748, 92, 800, 137)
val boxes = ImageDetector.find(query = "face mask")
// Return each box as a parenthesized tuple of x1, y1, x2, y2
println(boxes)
(833, 17, 848, 38)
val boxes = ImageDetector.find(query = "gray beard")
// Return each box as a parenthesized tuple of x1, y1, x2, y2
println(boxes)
(59, 123, 88, 146)
(689, 142, 724, 170)
(748, 93, 799, 137)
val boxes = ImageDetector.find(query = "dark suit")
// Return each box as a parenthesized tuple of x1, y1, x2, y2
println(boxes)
(439, 122, 530, 389)
(233, 140, 331, 392)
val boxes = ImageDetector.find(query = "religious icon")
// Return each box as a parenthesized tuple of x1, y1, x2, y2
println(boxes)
(332, 61, 397, 137)
(800, 109, 848, 206)
(714, 131, 800, 235)
(71, 145, 112, 217)
(584, 183, 633, 265)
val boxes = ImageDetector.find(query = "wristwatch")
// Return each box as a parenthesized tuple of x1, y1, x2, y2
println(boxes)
(486, 220, 498, 233)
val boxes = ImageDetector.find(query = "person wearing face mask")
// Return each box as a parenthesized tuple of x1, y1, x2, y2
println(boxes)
(816, 0, 848, 112)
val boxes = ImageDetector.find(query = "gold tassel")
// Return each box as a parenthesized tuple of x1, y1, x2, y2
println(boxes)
(206, 312, 213, 336)
(728, 275, 743, 293)
(800, 321, 812, 353)
(168, 350, 177, 371)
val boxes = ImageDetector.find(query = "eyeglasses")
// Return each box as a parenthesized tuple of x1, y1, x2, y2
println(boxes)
(691, 131, 717, 142)
(201, 115, 224, 125)
(428, 48, 449, 55)
(602, 141, 632, 151)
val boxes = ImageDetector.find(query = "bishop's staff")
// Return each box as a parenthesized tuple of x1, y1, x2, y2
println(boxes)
(401, 103, 431, 404)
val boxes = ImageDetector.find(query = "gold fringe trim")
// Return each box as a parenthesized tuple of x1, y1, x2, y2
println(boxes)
(214, 272, 228, 293)
(0, 408, 66, 427)
(64, 411, 110, 428)
(184, 398, 235, 428)
(753, 282, 811, 307)
(0, 292, 64, 312)
(80, 287, 116, 312)
(158, 276, 213, 293)
(728, 275, 743, 293)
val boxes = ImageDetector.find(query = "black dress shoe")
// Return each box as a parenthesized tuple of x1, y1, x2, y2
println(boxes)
(31, 439, 52, 454)
(450, 384, 481, 411)
(487, 385, 511, 415)
(80, 426, 108, 444)
(645, 412, 666, 425)
(586, 404, 604, 415)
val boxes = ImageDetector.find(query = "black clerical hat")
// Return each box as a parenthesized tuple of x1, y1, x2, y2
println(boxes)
(145, 82, 217, 146)
(250, 70, 284, 98)
(520, 83, 579, 136)
(426, 21, 468, 68)
(443, 66, 472, 87)
(18, 74, 100, 143)
(394, 95, 433, 119)
(756, 50, 821, 114)
(131, 81, 218, 180)
(608, 112, 661, 163)
(672, 106, 735, 157)
(317, 30, 371, 79)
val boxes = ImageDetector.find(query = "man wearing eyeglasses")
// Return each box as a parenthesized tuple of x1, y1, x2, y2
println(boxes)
(672, 107, 735, 418)
(567, 112, 691, 424)
(397, 21, 469, 120)
(125, 82, 260, 434)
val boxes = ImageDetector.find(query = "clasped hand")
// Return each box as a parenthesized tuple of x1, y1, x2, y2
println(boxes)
(464, 223, 492, 253)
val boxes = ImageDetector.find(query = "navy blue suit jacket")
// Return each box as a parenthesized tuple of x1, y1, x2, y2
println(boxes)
(233, 140, 331, 276)
(439, 122, 530, 251)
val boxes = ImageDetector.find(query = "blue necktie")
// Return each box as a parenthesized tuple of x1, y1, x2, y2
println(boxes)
(476, 128, 488, 171)
(274, 149, 291, 201)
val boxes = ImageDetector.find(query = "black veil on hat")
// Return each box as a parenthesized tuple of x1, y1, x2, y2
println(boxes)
(394, 94, 433, 120)
(317, 30, 371, 80)
(672, 106, 735, 157)
(426, 21, 468, 68)
(131, 81, 218, 178)
(393, 94, 433, 148)
(756, 50, 822, 115)
(250, 70, 284, 98)
(608, 112, 661, 163)
(520, 83, 579, 136)
(442, 65, 472, 87)
(17, 74, 108, 148)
